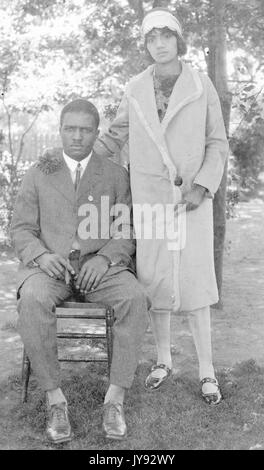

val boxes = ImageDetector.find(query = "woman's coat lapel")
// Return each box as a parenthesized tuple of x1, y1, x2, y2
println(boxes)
(129, 62, 203, 137)
(161, 62, 203, 133)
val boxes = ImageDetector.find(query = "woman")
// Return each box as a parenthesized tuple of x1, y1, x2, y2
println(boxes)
(95, 7, 229, 403)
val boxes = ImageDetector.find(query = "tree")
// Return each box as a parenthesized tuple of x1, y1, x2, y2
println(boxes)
(0, 1, 53, 234)
(207, 0, 232, 308)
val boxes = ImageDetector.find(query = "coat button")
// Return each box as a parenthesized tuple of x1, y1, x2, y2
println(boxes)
(174, 176, 183, 186)
(88, 195, 93, 201)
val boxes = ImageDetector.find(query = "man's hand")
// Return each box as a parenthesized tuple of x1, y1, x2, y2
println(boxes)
(183, 184, 207, 212)
(76, 255, 109, 293)
(35, 253, 74, 280)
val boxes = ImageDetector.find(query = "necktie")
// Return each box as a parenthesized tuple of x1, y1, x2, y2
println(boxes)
(74, 163, 82, 191)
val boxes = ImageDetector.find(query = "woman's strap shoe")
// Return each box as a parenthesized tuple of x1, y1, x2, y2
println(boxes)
(145, 363, 172, 391)
(201, 377, 222, 405)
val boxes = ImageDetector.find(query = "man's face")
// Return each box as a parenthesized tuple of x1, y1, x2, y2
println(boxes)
(60, 111, 99, 161)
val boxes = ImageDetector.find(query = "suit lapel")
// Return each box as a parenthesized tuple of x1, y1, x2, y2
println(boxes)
(47, 150, 103, 203)
(47, 150, 75, 203)
(77, 152, 102, 201)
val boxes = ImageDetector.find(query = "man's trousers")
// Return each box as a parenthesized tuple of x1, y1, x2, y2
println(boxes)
(17, 268, 149, 391)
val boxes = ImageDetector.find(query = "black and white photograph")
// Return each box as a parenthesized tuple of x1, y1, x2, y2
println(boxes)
(0, 0, 264, 452)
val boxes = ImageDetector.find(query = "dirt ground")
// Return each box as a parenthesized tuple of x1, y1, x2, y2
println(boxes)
(0, 195, 264, 412)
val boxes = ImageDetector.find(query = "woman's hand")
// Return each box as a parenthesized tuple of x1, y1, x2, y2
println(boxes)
(183, 184, 207, 211)
(93, 140, 112, 158)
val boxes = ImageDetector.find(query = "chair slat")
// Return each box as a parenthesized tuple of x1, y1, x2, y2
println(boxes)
(57, 332, 106, 339)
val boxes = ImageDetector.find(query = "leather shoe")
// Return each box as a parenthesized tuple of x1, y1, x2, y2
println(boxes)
(102, 402, 127, 440)
(46, 402, 72, 444)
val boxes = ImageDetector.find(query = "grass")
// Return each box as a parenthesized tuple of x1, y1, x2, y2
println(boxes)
(1, 359, 264, 450)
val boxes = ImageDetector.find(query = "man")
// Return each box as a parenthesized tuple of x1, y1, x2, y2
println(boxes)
(11, 99, 149, 444)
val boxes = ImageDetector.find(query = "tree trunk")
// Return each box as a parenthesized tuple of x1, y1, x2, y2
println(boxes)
(153, 0, 170, 7)
(127, 0, 145, 21)
(207, 0, 232, 309)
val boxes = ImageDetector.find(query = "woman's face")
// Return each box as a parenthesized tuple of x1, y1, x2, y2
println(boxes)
(146, 28, 178, 64)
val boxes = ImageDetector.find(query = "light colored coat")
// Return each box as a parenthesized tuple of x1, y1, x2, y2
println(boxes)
(95, 62, 229, 312)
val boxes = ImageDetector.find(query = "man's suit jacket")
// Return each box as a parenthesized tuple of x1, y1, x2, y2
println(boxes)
(10, 149, 135, 290)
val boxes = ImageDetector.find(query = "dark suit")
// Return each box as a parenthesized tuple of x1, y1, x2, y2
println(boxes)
(11, 149, 149, 391)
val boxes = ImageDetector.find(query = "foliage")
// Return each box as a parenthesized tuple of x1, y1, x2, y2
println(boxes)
(230, 82, 264, 197)
(226, 156, 240, 219)
(0, 149, 31, 238)
(231, 120, 264, 196)
(1, 0, 263, 114)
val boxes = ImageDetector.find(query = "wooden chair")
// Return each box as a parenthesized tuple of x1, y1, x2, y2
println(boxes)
(21, 300, 115, 403)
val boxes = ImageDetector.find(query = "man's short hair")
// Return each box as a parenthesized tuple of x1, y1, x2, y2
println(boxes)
(60, 99, 100, 129)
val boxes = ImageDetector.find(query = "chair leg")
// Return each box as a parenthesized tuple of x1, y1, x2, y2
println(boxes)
(21, 348, 31, 403)
(105, 307, 114, 378)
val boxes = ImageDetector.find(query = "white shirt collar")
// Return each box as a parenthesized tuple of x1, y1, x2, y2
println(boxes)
(63, 151, 92, 174)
